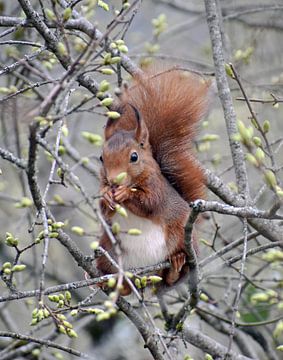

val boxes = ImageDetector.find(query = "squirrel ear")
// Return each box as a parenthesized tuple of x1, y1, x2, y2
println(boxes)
(129, 104, 149, 146)
(104, 104, 124, 140)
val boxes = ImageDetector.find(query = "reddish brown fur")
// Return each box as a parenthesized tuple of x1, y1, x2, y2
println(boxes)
(97, 67, 210, 291)
(105, 68, 210, 202)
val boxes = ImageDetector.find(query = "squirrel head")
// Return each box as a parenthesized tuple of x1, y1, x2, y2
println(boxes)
(100, 105, 155, 188)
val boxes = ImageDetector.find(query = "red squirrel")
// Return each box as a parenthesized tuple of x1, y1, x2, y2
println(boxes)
(96, 67, 210, 294)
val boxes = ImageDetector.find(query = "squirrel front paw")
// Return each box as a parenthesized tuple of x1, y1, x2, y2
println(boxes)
(113, 185, 132, 203)
(101, 186, 116, 210)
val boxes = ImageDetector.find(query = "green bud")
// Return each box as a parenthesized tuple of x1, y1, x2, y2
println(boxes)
(12, 264, 26, 272)
(255, 148, 265, 163)
(81, 157, 89, 165)
(127, 228, 142, 235)
(250, 292, 269, 303)
(82, 131, 103, 146)
(48, 295, 60, 302)
(225, 63, 234, 78)
(252, 136, 262, 147)
(45, 8, 56, 21)
(63, 7, 72, 21)
(276, 345, 283, 352)
(53, 194, 64, 205)
(263, 120, 270, 133)
(2, 262, 11, 269)
(141, 276, 147, 288)
(273, 103, 279, 109)
(204, 354, 213, 360)
(115, 204, 127, 218)
(63, 320, 73, 329)
(71, 226, 85, 236)
(107, 277, 116, 288)
(200, 293, 209, 302)
(148, 275, 163, 284)
(32, 308, 38, 318)
(30, 318, 38, 326)
(201, 134, 219, 142)
(116, 39, 125, 46)
(57, 42, 67, 57)
(65, 291, 71, 301)
(111, 222, 121, 235)
(110, 56, 121, 64)
(273, 320, 283, 338)
(3, 268, 11, 275)
(134, 278, 141, 289)
(58, 299, 64, 307)
(67, 329, 78, 338)
(118, 45, 128, 54)
(113, 171, 127, 185)
(5, 232, 18, 247)
(99, 80, 110, 92)
(100, 97, 113, 107)
(58, 145, 65, 155)
(96, 312, 111, 321)
(71, 309, 78, 316)
(52, 222, 65, 229)
(264, 170, 277, 189)
(49, 232, 59, 238)
(245, 153, 259, 167)
(101, 68, 115, 75)
(61, 124, 69, 137)
(43, 308, 50, 318)
(106, 111, 121, 119)
(90, 241, 99, 250)
(58, 325, 66, 334)
(98, 0, 109, 11)
(19, 197, 33, 208)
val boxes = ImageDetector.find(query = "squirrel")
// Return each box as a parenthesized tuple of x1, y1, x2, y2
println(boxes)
(96, 67, 210, 295)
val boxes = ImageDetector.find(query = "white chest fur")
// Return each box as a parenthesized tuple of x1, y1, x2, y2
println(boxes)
(112, 211, 168, 269)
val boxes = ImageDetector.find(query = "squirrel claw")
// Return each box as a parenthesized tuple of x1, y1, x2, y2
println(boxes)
(165, 252, 187, 285)
(114, 185, 131, 203)
(102, 187, 116, 209)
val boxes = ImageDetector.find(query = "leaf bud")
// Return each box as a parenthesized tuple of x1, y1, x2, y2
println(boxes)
(106, 111, 121, 119)
(100, 97, 113, 107)
(264, 170, 277, 189)
(134, 278, 141, 289)
(113, 171, 127, 184)
(101, 68, 115, 75)
(63, 7, 72, 22)
(255, 148, 265, 163)
(12, 264, 26, 272)
(71, 226, 85, 236)
(90, 241, 99, 250)
(263, 120, 270, 133)
(127, 228, 142, 235)
(148, 275, 163, 284)
(99, 80, 110, 92)
(115, 204, 128, 218)
(245, 153, 258, 167)
(107, 277, 116, 288)
(57, 42, 67, 57)
(252, 136, 262, 147)
(111, 222, 121, 234)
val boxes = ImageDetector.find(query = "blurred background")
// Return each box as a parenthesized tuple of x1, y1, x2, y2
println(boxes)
(0, 1, 283, 359)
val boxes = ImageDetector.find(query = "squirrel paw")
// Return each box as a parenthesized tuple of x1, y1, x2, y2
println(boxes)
(165, 252, 187, 285)
(101, 186, 116, 210)
(114, 185, 131, 203)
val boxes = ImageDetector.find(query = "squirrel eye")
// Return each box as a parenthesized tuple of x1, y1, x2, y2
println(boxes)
(99, 155, 103, 163)
(130, 151, 138, 163)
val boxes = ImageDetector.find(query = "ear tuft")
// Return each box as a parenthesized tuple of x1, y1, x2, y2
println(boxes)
(104, 104, 124, 140)
(128, 104, 149, 145)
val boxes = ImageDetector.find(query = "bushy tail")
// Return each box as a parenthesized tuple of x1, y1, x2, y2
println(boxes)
(118, 67, 210, 202)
